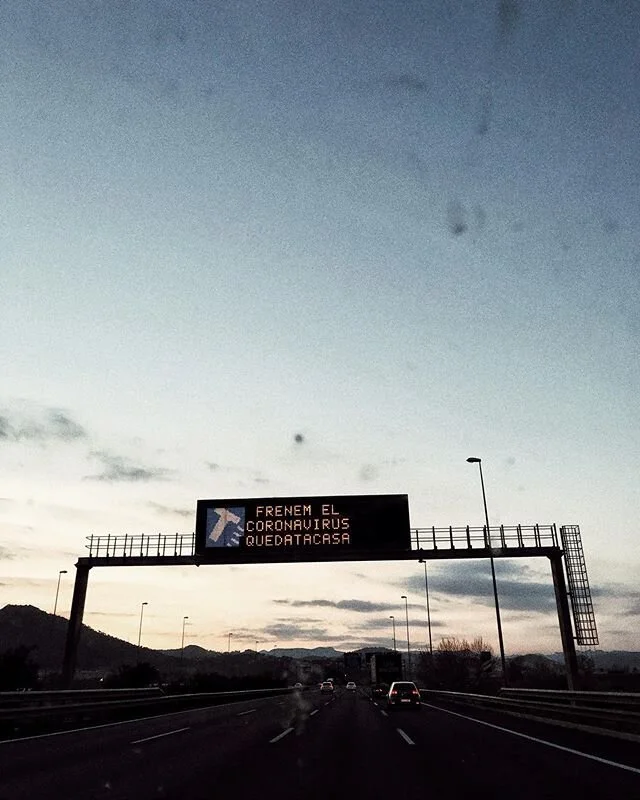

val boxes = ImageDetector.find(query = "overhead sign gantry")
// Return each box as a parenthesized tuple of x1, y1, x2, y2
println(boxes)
(62, 493, 596, 693)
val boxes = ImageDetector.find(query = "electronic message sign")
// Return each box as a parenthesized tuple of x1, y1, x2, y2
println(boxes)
(195, 494, 410, 564)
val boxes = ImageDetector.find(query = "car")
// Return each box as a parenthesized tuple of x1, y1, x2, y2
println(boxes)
(320, 681, 335, 694)
(293, 682, 303, 689)
(386, 681, 421, 710)
(345, 681, 356, 691)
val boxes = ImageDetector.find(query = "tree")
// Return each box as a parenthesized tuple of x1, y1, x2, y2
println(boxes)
(421, 636, 497, 692)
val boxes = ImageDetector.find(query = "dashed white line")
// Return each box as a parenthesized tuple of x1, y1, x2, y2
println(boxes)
(269, 727, 294, 744)
(421, 702, 640, 775)
(396, 728, 415, 746)
(310, 709, 319, 716)
(237, 709, 257, 717)
(380, 710, 388, 717)
(131, 727, 190, 744)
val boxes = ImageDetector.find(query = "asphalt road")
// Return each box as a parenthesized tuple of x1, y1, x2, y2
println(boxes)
(0, 688, 638, 799)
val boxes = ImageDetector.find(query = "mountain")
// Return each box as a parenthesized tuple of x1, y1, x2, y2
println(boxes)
(0, 604, 180, 672)
(0, 606, 343, 675)
(269, 647, 343, 659)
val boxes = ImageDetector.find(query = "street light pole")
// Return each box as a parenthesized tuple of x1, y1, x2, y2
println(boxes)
(137, 602, 148, 648)
(466, 457, 508, 685)
(389, 615, 396, 651)
(228, 632, 233, 653)
(419, 560, 433, 657)
(53, 570, 67, 616)
(401, 595, 411, 678)
(181, 616, 189, 662)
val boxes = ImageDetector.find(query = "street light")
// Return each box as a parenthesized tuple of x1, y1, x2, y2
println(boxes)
(401, 595, 411, 677)
(255, 640, 259, 651)
(53, 570, 67, 616)
(137, 602, 148, 648)
(228, 632, 233, 653)
(466, 456, 508, 685)
(419, 560, 433, 657)
(389, 615, 396, 651)
(181, 616, 189, 662)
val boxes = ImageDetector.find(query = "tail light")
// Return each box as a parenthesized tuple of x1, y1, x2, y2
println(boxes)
(412, 690, 420, 696)
(390, 690, 398, 696)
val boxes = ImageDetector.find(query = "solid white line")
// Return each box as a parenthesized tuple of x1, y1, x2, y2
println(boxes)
(396, 728, 415, 746)
(310, 709, 319, 716)
(237, 709, 257, 716)
(421, 703, 640, 775)
(131, 727, 190, 744)
(269, 727, 294, 744)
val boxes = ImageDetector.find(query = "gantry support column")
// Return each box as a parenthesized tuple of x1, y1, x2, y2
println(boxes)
(549, 551, 579, 691)
(61, 561, 91, 688)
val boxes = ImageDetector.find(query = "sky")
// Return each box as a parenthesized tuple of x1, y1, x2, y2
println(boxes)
(1, 0, 639, 660)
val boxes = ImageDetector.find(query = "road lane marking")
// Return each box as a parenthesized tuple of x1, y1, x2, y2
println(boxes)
(397, 728, 415, 746)
(0, 696, 284, 745)
(237, 709, 257, 716)
(380, 710, 388, 717)
(421, 703, 640, 775)
(310, 709, 319, 716)
(131, 727, 190, 744)
(269, 727, 294, 743)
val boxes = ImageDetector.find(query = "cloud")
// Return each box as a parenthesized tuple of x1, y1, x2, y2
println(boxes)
(148, 502, 193, 518)
(0, 405, 87, 445)
(397, 561, 558, 613)
(86, 451, 173, 482)
(273, 598, 422, 613)
(263, 622, 333, 641)
(360, 616, 445, 631)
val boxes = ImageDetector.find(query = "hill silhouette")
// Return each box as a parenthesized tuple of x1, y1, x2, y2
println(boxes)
(0, 604, 179, 672)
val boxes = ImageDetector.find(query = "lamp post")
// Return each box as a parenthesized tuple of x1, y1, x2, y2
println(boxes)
(137, 602, 148, 648)
(419, 560, 433, 657)
(255, 640, 259, 651)
(401, 595, 411, 677)
(466, 457, 508, 685)
(181, 616, 189, 662)
(228, 632, 233, 653)
(389, 615, 396, 651)
(53, 570, 67, 616)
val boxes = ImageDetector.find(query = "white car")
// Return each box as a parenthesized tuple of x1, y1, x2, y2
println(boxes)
(346, 681, 356, 691)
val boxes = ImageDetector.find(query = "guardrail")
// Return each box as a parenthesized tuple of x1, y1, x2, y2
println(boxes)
(0, 687, 300, 740)
(418, 688, 640, 740)
(0, 687, 164, 710)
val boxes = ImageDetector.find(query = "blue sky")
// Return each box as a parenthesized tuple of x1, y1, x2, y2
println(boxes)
(1, 0, 638, 657)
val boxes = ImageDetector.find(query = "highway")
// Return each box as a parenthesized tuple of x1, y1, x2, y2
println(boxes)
(0, 687, 638, 799)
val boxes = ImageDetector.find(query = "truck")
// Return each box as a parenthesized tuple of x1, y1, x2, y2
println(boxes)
(370, 652, 403, 697)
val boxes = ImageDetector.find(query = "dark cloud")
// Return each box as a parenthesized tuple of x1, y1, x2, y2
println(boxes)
(148, 502, 192, 518)
(362, 616, 445, 631)
(0, 406, 87, 444)
(86, 451, 173, 482)
(263, 622, 332, 641)
(398, 561, 558, 613)
(274, 598, 422, 613)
